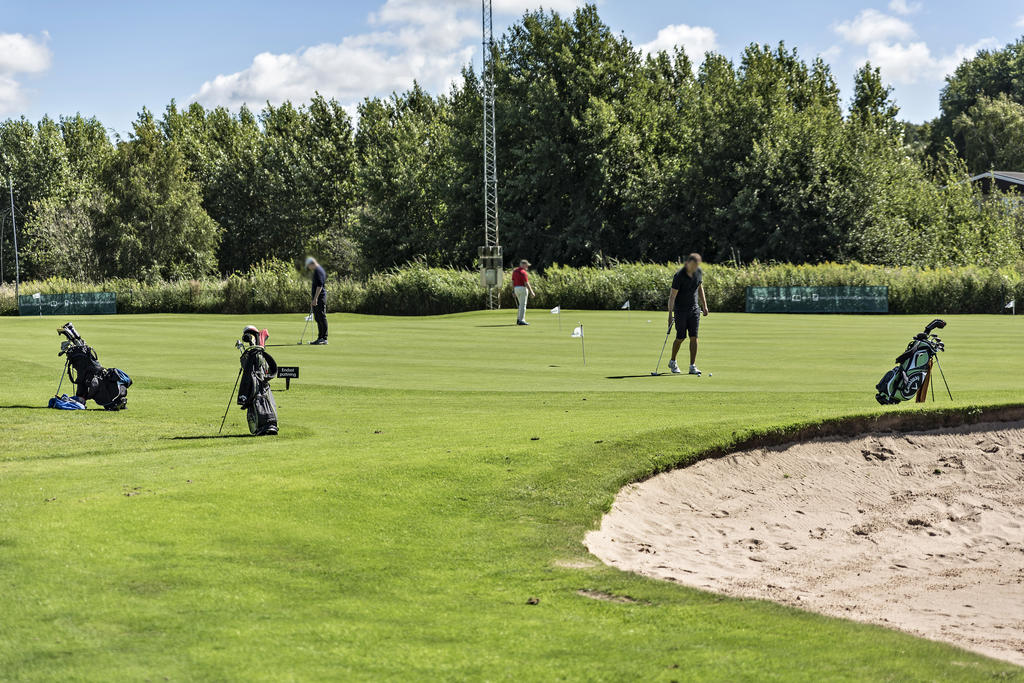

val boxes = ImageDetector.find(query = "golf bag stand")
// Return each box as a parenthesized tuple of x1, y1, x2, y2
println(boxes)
(914, 358, 933, 403)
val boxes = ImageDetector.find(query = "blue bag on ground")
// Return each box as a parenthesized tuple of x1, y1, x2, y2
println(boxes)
(48, 394, 86, 410)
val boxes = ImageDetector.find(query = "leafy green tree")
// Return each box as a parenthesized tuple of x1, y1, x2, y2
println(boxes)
(932, 37, 1024, 157)
(953, 93, 1024, 172)
(162, 95, 358, 275)
(354, 84, 457, 270)
(96, 109, 220, 279)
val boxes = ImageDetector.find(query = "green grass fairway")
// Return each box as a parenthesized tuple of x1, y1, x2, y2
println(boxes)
(1, 311, 1022, 681)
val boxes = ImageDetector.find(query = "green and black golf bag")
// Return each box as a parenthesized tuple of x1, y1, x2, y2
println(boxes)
(237, 333, 279, 436)
(57, 322, 132, 410)
(875, 319, 948, 405)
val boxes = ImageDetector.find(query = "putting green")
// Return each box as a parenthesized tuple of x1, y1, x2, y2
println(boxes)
(0, 311, 1021, 681)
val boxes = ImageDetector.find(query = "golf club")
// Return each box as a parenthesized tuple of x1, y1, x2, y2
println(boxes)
(298, 306, 312, 345)
(651, 321, 672, 375)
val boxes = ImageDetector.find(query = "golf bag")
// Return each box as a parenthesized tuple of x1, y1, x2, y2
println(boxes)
(57, 322, 132, 410)
(237, 345, 278, 436)
(875, 319, 946, 405)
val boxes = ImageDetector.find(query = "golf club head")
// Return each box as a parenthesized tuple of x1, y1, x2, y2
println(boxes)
(57, 322, 82, 343)
(924, 318, 946, 334)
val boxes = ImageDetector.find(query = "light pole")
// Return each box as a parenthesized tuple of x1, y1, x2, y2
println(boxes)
(8, 176, 19, 303)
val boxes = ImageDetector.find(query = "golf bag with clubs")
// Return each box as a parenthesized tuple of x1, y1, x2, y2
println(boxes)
(237, 326, 279, 436)
(875, 319, 949, 405)
(52, 322, 132, 410)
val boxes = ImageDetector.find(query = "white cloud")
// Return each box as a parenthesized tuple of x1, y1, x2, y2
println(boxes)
(863, 37, 998, 84)
(1016, 14, 1024, 28)
(0, 32, 51, 114)
(888, 0, 922, 16)
(833, 7, 997, 86)
(819, 45, 842, 61)
(835, 9, 914, 45)
(192, 0, 585, 111)
(639, 24, 718, 62)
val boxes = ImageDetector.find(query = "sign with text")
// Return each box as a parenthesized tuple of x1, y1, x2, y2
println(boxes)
(18, 292, 117, 316)
(745, 286, 888, 313)
(277, 366, 299, 390)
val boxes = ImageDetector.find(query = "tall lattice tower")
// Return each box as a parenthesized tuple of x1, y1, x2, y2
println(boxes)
(477, 0, 502, 309)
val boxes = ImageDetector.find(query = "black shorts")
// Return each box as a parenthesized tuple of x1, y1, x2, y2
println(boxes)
(675, 310, 700, 340)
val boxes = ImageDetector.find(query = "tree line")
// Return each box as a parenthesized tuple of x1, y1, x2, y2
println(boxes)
(0, 5, 1021, 284)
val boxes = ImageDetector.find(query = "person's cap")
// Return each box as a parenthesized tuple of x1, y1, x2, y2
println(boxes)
(305, 256, 315, 267)
(520, 259, 531, 266)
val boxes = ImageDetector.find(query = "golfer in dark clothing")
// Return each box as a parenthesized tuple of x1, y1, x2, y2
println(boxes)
(667, 253, 709, 374)
(306, 257, 328, 345)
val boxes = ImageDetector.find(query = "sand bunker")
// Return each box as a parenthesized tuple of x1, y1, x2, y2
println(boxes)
(586, 422, 1024, 665)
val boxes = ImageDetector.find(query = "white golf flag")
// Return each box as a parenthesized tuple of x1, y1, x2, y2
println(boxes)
(571, 326, 583, 338)
(1006, 300, 1016, 308)
(32, 292, 40, 299)
(551, 306, 560, 314)
(621, 300, 630, 310)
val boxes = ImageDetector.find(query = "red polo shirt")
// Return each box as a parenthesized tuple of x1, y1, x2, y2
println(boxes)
(512, 267, 529, 287)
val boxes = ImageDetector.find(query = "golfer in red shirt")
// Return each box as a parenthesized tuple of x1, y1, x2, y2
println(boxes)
(512, 260, 536, 325)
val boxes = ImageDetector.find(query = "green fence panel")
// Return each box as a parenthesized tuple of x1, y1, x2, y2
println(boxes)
(745, 286, 888, 313)
(18, 292, 117, 316)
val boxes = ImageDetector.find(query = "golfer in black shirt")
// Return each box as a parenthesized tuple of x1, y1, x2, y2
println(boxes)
(306, 257, 328, 345)
(667, 253, 709, 374)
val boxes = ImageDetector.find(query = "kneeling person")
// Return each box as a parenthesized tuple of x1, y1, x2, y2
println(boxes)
(667, 253, 709, 375)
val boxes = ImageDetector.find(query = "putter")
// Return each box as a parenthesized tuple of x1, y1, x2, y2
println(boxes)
(651, 322, 673, 375)
(298, 307, 312, 345)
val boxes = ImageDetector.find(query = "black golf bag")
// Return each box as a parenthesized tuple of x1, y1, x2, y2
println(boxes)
(58, 322, 132, 410)
(237, 346, 278, 436)
(875, 319, 947, 405)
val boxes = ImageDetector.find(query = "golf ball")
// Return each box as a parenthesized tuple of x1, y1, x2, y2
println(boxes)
(709, 373, 713, 377)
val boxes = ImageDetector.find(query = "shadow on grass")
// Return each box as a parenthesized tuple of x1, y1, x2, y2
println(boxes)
(169, 434, 255, 440)
(605, 374, 671, 379)
(475, 324, 518, 328)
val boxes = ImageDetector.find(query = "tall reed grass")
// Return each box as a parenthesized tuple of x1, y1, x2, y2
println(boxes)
(2, 260, 1020, 316)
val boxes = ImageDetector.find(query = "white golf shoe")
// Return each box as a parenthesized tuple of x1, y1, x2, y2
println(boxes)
(668, 360, 682, 374)
(689, 364, 701, 375)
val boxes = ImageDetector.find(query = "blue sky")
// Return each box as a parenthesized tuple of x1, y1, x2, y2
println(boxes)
(3, 1, 1023, 135)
